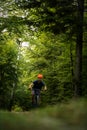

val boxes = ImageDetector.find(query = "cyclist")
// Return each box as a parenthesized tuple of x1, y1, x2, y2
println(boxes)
(28, 74, 47, 105)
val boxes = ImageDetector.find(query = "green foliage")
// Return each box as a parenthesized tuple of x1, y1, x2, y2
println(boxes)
(16, 0, 76, 34)
(0, 99, 87, 130)
(18, 32, 75, 106)
(14, 85, 32, 110)
(12, 105, 23, 112)
(0, 34, 19, 109)
(0, 0, 87, 110)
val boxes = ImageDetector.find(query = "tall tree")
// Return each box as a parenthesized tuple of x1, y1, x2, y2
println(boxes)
(74, 0, 84, 97)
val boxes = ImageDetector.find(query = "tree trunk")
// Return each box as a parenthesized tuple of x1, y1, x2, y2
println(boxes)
(8, 83, 16, 111)
(70, 42, 74, 93)
(74, 0, 84, 97)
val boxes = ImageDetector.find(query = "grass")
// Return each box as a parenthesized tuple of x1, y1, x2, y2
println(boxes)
(0, 98, 87, 130)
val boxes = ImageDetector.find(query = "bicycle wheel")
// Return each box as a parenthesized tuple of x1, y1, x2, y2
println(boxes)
(35, 95, 40, 106)
(35, 90, 40, 106)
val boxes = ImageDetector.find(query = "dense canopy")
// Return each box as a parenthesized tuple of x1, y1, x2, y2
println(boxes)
(0, 0, 87, 111)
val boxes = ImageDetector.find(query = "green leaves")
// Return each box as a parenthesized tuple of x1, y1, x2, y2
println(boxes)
(0, 34, 19, 109)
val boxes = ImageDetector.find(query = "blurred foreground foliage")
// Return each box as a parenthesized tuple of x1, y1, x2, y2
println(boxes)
(0, 98, 87, 130)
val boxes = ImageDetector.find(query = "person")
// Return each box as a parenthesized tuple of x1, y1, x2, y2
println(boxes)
(28, 74, 47, 105)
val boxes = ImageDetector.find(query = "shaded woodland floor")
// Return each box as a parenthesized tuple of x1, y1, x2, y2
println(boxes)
(0, 98, 87, 130)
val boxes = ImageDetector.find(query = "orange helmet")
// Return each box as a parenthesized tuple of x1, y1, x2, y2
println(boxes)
(37, 74, 43, 79)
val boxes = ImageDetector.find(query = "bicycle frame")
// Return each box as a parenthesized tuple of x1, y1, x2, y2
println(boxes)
(33, 89, 40, 106)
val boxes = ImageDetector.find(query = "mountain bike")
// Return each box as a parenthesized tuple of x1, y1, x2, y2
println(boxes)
(32, 89, 41, 107)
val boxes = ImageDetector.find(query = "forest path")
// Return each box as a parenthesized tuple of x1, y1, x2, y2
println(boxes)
(0, 99, 86, 130)
(0, 110, 86, 130)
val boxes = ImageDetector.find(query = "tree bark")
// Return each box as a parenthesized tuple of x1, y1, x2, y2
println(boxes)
(70, 42, 74, 93)
(74, 0, 84, 97)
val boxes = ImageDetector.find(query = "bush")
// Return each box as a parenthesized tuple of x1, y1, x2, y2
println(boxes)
(12, 105, 23, 112)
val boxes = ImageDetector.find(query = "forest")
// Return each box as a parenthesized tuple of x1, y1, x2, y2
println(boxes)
(0, 0, 87, 130)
